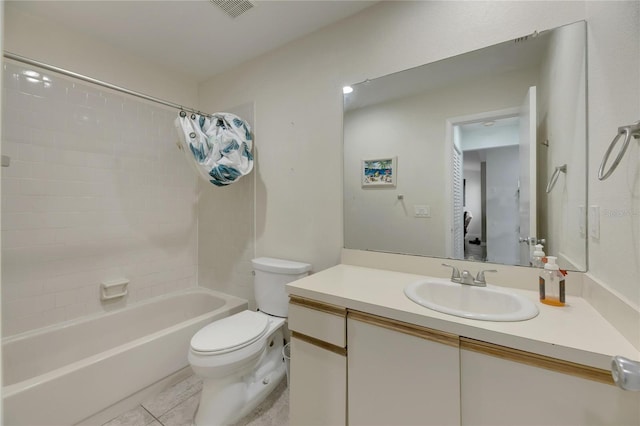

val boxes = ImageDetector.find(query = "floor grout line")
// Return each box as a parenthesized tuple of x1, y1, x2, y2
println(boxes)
(141, 388, 202, 423)
(141, 404, 164, 426)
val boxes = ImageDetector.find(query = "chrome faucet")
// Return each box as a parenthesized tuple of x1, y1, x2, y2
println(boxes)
(442, 264, 496, 287)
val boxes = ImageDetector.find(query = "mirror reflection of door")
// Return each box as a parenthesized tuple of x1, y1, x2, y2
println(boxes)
(451, 86, 537, 266)
(518, 86, 538, 265)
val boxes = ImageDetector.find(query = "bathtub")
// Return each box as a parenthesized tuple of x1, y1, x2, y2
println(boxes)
(2, 288, 247, 426)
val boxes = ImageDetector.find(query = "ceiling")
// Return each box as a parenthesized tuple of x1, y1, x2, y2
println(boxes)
(7, 0, 377, 81)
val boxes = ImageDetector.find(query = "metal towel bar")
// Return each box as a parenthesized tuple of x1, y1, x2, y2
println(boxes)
(598, 120, 640, 180)
(545, 164, 567, 193)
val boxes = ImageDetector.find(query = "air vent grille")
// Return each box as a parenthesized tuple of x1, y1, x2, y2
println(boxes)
(210, 0, 255, 18)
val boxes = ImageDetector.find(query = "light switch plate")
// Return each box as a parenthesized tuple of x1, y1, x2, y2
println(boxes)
(414, 205, 430, 218)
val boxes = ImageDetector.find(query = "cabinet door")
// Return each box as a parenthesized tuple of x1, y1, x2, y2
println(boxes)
(461, 341, 640, 425)
(348, 313, 460, 426)
(289, 336, 347, 426)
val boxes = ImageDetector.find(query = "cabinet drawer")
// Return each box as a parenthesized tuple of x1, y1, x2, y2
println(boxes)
(288, 297, 346, 348)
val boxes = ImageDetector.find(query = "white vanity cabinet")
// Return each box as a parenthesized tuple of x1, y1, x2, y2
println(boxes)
(347, 311, 461, 426)
(460, 338, 640, 426)
(288, 295, 639, 426)
(288, 297, 347, 426)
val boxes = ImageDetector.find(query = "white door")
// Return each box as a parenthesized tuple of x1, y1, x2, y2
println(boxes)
(518, 86, 537, 265)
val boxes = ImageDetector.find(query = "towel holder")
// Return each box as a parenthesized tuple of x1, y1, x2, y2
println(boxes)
(598, 120, 640, 180)
(546, 164, 567, 193)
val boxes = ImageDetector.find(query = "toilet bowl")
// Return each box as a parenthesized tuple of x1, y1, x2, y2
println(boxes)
(188, 257, 311, 426)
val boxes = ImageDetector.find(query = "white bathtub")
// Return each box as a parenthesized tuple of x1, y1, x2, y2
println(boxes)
(2, 288, 247, 426)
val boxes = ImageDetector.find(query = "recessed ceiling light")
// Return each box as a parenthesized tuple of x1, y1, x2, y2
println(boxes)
(343, 86, 353, 94)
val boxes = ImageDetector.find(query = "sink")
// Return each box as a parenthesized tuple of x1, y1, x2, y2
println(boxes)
(404, 279, 539, 322)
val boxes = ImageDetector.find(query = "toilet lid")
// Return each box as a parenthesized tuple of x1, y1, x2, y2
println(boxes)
(190, 311, 270, 354)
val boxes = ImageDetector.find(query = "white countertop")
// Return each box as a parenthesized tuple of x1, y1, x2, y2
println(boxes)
(286, 264, 640, 370)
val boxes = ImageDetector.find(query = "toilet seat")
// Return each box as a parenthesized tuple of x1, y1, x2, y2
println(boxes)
(190, 311, 270, 355)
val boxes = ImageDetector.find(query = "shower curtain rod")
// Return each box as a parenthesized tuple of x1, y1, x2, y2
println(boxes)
(3, 51, 210, 117)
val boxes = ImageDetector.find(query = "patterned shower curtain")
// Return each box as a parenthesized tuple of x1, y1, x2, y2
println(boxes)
(175, 112, 253, 186)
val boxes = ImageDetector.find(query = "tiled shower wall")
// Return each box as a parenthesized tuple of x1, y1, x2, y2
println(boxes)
(1, 60, 199, 336)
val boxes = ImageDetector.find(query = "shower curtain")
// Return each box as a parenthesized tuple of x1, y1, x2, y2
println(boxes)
(175, 112, 253, 186)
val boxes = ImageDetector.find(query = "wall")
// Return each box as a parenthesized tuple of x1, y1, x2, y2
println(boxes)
(460, 123, 519, 151)
(585, 1, 640, 309)
(3, 4, 197, 107)
(0, 0, 4, 412)
(198, 1, 585, 284)
(197, 102, 257, 307)
(1, 6, 201, 335)
(199, 1, 639, 314)
(538, 21, 587, 270)
(1, 61, 199, 336)
(343, 68, 537, 257)
(3, 0, 637, 333)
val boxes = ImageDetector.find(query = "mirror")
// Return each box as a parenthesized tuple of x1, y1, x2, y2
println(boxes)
(343, 21, 586, 271)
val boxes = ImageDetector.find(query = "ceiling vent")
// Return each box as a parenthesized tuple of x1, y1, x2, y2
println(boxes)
(210, 0, 255, 18)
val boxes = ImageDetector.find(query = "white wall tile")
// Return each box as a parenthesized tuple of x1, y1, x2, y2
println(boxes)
(2, 62, 199, 336)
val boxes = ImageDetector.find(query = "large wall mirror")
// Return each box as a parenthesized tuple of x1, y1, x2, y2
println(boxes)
(343, 21, 587, 271)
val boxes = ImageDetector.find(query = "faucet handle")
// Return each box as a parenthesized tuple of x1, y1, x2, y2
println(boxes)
(442, 263, 461, 280)
(475, 269, 497, 284)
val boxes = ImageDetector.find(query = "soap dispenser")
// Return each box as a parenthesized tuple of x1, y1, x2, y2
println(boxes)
(531, 244, 545, 268)
(539, 256, 565, 306)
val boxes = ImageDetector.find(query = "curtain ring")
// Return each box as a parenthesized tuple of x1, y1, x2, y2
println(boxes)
(179, 110, 187, 118)
(191, 113, 197, 120)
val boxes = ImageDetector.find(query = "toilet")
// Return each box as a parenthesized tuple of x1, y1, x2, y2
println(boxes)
(188, 257, 311, 426)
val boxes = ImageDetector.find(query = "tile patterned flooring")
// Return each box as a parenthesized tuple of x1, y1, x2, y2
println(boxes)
(102, 375, 289, 426)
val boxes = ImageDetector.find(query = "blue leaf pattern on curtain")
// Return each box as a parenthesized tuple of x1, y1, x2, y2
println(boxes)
(175, 112, 253, 186)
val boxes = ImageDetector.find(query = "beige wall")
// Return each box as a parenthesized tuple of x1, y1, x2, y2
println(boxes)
(1, 4, 201, 335)
(3, 3, 198, 107)
(197, 102, 257, 307)
(197, 2, 586, 277)
(585, 1, 640, 308)
(2, 1, 637, 315)
(199, 1, 638, 309)
(538, 21, 587, 271)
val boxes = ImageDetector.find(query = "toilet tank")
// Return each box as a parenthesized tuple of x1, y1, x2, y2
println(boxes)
(252, 257, 311, 317)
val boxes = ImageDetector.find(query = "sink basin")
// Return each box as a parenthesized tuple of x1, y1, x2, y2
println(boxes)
(404, 279, 539, 322)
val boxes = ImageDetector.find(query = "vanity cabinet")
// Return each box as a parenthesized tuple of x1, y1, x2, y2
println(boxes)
(288, 296, 639, 426)
(347, 311, 460, 426)
(460, 338, 640, 426)
(288, 297, 347, 425)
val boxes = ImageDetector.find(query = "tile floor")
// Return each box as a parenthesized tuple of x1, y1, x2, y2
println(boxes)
(102, 374, 289, 426)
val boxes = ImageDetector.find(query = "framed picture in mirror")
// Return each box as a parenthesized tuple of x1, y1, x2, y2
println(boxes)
(362, 157, 397, 187)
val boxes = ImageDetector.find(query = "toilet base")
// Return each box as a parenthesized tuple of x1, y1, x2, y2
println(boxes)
(193, 329, 286, 426)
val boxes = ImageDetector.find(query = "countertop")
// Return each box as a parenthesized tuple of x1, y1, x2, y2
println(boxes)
(286, 264, 640, 370)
